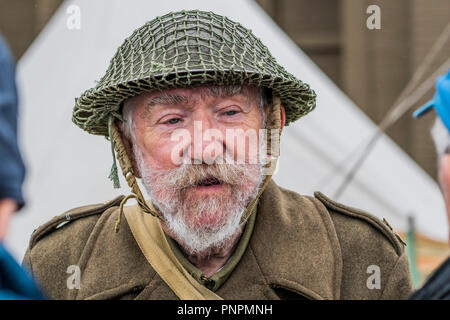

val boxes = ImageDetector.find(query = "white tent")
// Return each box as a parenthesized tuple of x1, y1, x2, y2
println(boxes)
(5, 0, 448, 261)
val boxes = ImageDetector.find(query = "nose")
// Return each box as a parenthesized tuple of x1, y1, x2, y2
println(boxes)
(186, 112, 225, 165)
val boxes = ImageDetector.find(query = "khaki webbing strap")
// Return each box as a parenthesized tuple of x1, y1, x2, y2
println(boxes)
(124, 204, 223, 300)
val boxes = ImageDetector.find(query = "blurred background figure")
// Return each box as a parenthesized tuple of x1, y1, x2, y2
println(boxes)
(0, 33, 24, 241)
(0, 33, 44, 300)
(411, 69, 450, 299)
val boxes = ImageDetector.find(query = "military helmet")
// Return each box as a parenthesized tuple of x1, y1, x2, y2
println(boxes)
(72, 10, 316, 137)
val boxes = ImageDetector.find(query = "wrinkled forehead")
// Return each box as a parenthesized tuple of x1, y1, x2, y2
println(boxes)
(127, 85, 262, 109)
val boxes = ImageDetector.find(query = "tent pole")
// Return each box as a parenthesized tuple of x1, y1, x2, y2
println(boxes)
(407, 215, 419, 287)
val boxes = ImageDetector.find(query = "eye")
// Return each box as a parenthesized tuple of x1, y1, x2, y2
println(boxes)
(165, 118, 182, 125)
(223, 110, 239, 116)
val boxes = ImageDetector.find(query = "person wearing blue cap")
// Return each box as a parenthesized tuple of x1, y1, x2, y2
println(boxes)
(411, 69, 450, 299)
(0, 34, 45, 300)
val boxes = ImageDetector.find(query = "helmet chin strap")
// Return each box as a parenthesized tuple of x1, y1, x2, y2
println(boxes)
(109, 94, 281, 231)
(109, 117, 163, 233)
(239, 94, 281, 224)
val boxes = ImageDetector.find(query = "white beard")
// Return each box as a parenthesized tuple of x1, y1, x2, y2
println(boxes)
(133, 147, 263, 255)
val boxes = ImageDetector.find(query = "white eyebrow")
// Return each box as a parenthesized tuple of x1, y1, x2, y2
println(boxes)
(147, 93, 189, 106)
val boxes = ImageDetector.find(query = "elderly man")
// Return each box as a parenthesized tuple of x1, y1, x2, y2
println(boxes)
(411, 69, 450, 300)
(23, 10, 413, 300)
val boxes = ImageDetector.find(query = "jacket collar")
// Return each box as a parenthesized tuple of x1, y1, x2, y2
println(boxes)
(249, 180, 343, 299)
(76, 180, 342, 300)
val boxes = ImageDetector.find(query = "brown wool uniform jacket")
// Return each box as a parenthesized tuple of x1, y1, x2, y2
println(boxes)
(23, 180, 413, 300)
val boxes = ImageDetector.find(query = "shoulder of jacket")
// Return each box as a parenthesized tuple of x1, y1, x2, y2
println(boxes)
(313, 191, 406, 255)
(28, 195, 125, 249)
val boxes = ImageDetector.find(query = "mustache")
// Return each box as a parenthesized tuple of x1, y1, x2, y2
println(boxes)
(147, 163, 260, 190)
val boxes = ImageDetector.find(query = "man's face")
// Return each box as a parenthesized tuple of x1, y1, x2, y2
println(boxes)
(124, 86, 267, 254)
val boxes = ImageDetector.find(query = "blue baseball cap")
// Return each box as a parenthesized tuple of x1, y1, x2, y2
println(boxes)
(413, 69, 450, 131)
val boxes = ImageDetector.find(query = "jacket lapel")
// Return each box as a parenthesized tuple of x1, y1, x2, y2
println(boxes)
(250, 180, 343, 299)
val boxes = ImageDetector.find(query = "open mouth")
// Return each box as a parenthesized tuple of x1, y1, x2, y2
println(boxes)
(195, 177, 223, 187)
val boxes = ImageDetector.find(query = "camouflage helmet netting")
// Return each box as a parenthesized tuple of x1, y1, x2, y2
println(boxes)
(72, 10, 316, 136)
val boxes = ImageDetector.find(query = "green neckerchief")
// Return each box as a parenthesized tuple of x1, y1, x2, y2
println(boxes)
(165, 205, 258, 292)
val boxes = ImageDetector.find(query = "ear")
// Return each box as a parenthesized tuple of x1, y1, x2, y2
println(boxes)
(279, 105, 286, 133)
(116, 120, 142, 179)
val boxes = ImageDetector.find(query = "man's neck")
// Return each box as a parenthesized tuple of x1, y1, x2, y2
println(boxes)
(161, 223, 245, 278)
